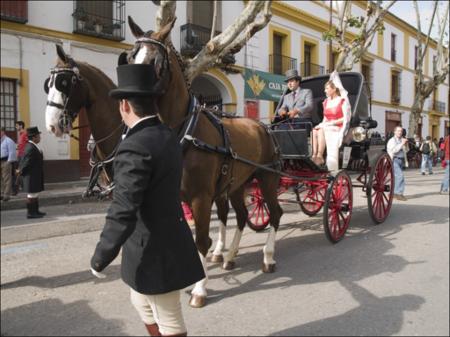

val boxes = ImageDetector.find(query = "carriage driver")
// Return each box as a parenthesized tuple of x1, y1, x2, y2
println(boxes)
(90, 64, 205, 336)
(277, 69, 314, 132)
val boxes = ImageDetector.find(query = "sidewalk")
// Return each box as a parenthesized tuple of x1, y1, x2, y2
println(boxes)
(0, 179, 94, 211)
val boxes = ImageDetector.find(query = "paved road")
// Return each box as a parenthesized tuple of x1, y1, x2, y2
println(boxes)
(1, 169, 449, 336)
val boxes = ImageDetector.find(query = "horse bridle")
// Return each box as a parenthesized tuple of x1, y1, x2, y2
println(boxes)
(45, 66, 83, 131)
(129, 36, 171, 95)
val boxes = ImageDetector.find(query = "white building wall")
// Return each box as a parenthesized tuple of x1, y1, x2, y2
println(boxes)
(1, 0, 449, 166)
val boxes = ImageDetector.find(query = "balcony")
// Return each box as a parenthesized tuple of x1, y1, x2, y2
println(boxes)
(269, 54, 297, 75)
(299, 62, 325, 77)
(180, 23, 221, 58)
(1, 0, 27, 23)
(72, 1, 125, 41)
(433, 100, 446, 113)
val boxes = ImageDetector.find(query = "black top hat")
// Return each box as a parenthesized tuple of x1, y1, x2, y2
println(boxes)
(27, 126, 41, 138)
(109, 64, 162, 99)
(284, 69, 302, 83)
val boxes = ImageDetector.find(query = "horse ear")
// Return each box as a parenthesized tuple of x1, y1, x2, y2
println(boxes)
(154, 17, 176, 42)
(118, 52, 128, 66)
(128, 16, 144, 38)
(56, 44, 68, 63)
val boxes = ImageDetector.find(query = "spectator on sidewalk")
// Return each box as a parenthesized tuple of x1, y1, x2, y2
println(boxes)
(420, 136, 437, 175)
(387, 126, 408, 201)
(17, 127, 46, 219)
(90, 64, 204, 336)
(440, 132, 449, 194)
(1, 127, 17, 202)
(13, 121, 28, 195)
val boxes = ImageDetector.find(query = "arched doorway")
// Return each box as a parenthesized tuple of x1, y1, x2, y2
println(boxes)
(191, 74, 231, 111)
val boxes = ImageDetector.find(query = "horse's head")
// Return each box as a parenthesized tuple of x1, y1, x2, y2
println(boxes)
(118, 16, 176, 95)
(44, 45, 86, 137)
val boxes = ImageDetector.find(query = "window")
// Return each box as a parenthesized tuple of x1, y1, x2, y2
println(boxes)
(361, 61, 372, 92)
(391, 33, 397, 62)
(0, 78, 18, 139)
(391, 71, 401, 104)
(0, 0, 27, 23)
(73, 1, 125, 41)
(191, 0, 222, 31)
(269, 33, 296, 75)
(303, 44, 312, 76)
(414, 45, 419, 69)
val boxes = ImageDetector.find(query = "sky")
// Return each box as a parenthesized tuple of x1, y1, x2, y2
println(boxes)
(388, 0, 449, 41)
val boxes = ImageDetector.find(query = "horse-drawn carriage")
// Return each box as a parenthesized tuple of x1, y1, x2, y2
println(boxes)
(245, 72, 394, 243)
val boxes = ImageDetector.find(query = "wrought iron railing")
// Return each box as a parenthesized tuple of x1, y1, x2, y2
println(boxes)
(72, 1, 125, 41)
(433, 100, 446, 113)
(180, 23, 221, 58)
(299, 62, 325, 77)
(0, 0, 27, 23)
(269, 54, 297, 75)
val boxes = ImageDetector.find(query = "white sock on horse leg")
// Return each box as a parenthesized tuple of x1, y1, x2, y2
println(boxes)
(212, 222, 226, 256)
(191, 252, 208, 297)
(263, 227, 277, 266)
(224, 227, 243, 263)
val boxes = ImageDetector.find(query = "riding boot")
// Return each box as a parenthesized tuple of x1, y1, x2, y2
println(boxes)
(145, 323, 161, 336)
(27, 198, 44, 219)
(36, 198, 46, 216)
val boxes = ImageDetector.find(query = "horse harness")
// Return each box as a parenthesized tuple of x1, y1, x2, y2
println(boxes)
(178, 95, 282, 200)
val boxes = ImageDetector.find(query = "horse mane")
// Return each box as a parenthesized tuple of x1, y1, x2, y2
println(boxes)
(77, 62, 116, 89)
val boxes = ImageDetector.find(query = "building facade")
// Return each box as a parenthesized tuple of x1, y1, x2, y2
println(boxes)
(1, 1, 449, 182)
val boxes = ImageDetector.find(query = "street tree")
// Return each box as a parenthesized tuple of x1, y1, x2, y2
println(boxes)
(323, 1, 396, 72)
(408, 0, 449, 137)
(153, 0, 272, 82)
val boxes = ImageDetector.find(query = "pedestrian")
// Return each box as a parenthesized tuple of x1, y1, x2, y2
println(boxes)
(13, 121, 28, 194)
(90, 64, 205, 336)
(387, 125, 408, 201)
(420, 136, 437, 175)
(16, 126, 46, 218)
(1, 127, 17, 201)
(440, 131, 449, 194)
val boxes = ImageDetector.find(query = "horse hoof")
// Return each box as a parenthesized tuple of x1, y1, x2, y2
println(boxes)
(223, 261, 235, 270)
(210, 254, 224, 263)
(189, 294, 206, 308)
(262, 263, 276, 273)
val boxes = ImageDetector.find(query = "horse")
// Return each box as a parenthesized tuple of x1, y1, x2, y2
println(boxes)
(43, 45, 231, 261)
(121, 17, 283, 308)
(44, 45, 124, 194)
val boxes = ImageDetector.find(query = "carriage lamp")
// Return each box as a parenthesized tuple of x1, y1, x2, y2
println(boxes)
(352, 126, 367, 142)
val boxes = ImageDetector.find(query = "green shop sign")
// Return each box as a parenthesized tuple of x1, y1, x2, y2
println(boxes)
(244, 68, 287, 102)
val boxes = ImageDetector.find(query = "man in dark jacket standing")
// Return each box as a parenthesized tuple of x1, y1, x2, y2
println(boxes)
(16, 126, 46, 218)
(90, 64, 205, 336)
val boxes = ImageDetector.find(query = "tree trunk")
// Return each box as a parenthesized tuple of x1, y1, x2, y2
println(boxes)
(408, 95, 424, 137)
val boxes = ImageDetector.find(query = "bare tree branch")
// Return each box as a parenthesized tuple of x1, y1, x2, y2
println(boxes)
(331, 0, 397, 71)
(408, 0, 449, 137)
(210, 0, 218, 40)
(155, 0, 176, 33)
(185, 0, 271, 82)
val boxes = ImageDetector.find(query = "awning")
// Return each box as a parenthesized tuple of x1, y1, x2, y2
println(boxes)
(244, 68, 287, 102)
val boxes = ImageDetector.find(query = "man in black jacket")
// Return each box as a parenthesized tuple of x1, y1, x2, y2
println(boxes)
(90, 64, 205, 336)
(16, 126, 46, 218)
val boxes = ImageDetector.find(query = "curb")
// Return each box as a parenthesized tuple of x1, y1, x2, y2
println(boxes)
(0, 192, 94, 211)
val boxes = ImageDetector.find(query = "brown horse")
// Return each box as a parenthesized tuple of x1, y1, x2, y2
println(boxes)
(122, 17, 283, 307)
(44, 45, 124, 191)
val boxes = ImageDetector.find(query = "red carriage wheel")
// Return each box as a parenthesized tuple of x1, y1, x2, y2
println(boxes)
(245, 184, 270, 232)
(367, 153, 394, 224)
(296, 181, 327, 216)
(323, 171, 353, 243)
